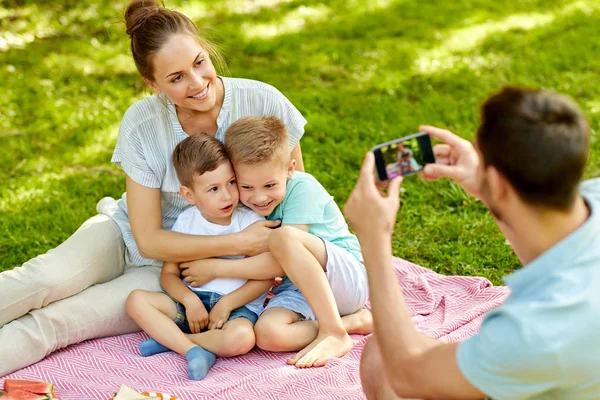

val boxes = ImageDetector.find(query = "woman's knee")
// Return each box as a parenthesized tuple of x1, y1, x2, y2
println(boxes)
(221, 321, 256, 356)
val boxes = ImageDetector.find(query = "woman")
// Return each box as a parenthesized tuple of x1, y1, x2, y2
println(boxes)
(0, 0, 306, 375)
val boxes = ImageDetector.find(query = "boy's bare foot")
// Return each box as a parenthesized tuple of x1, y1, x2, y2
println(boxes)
(342, 309, 373, 335)
(287, 332, 354, 368)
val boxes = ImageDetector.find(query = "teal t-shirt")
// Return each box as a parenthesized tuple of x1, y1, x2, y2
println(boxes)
(267, 171, 363, 263)
(457, 178, 600, 400)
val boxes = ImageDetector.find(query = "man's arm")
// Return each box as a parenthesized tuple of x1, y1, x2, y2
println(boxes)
(344, 152, 485, 400)
(361, 233, 485, 399)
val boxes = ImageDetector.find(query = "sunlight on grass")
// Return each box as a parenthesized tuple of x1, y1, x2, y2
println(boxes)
(219, 0, 293, 15)
(587, 100, 600, 116)
(415, 12, 555, 75)
(241, 4, 331, 39)
(346, 0, 399, 12)
(0, 6, 58, 51)
(72, 122, 121, 165)
(1, 121, 122, 213)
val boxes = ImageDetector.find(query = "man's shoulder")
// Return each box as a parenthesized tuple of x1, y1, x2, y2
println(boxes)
(580, 178, 600, 200)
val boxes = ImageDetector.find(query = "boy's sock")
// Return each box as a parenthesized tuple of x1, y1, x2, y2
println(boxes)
(139, 338, 170, 357)
(186, 346, 217, 380)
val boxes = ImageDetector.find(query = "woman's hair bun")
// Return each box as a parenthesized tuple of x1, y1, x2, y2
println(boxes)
(125, 0, 163, 38)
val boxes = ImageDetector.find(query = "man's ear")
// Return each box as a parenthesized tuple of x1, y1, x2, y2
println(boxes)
(179, 185, 196, 205)
(144, 78, 162, 95)
(486, 166, 510, 204)
(287, 159, 297, 178)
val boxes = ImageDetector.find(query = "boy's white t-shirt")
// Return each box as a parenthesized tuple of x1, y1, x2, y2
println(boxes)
(170, 205, 267, 315)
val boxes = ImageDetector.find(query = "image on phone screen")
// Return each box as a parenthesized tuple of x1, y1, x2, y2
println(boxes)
(371, 133, 435, 181)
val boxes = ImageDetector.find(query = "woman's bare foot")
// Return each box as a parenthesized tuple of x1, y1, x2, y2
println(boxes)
(342, 309, 373, 335)
(287, 332, 354, 368)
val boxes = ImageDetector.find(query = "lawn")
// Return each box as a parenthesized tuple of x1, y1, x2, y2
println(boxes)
(1, 0, 599, 284)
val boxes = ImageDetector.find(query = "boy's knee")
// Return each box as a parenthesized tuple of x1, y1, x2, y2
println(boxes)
(222, 323, 256, 356)
(254, 317, 289, 352)
(268, 225, 299, 253)
(125, 289, 148, 316)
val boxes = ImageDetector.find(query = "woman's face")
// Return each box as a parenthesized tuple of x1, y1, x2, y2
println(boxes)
(147, 33, 220, 115)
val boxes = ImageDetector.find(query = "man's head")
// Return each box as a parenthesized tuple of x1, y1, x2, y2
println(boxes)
(224, 116, 295, 216)
(172, 134, 239, 223)
(476, 86, 589, 218)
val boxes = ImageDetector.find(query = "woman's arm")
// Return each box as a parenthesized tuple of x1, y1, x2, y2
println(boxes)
(127, 177, 280, 262)
(291, 143, 304, 172)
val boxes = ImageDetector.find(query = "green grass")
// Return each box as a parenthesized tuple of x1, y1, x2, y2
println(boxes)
(1, 0, 599, 284)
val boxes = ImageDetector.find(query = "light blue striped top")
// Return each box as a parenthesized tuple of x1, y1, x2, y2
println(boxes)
(110, 77, 307, 266)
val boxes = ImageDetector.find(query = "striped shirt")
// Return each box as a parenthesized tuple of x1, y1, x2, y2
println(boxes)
(110, 77, 307, 266)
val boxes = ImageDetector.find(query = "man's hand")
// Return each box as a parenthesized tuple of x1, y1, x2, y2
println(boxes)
(208, 297, 233, 330)
(419, 125, 482, 199)
(183, 294, 209, 333)
(180, 259, 218, 287)
(344, 152, 403, 239)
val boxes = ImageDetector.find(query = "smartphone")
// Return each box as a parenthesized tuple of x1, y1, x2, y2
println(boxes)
(371, 132, 435, 181)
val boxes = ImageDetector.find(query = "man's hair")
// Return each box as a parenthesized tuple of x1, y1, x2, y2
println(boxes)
(224, 116, 290, 166)
(172, 134, 229, 187)
(477, 86, 589, 210)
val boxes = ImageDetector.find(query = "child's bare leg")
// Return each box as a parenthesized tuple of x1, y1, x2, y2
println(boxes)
(268, 226, 353, 368)
(185, 317, 256, 357)
(125, 290, 197, 356)
(254, 307, 319, 353)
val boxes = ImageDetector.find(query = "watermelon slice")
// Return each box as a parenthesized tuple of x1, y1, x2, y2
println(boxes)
(0, 389, 48, 400)
(3, 381, 53, 395)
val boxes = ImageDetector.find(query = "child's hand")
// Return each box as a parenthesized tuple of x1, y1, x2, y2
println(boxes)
(183, 295, 209, 333)
(208, 298, 233, 330)
(180, 259, 217, 287)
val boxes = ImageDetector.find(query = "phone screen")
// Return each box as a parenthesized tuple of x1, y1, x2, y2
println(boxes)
(372, 133, 435, 181)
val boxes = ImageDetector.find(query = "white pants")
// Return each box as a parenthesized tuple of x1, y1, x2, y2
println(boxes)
(0, 206, 161, 376)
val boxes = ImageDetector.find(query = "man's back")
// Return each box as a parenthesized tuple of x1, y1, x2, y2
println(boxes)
(457, 178, 600, 399)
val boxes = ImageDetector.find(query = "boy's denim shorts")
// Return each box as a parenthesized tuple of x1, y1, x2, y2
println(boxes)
(174, 290, 258, 333)
(262, 278, 316, 321)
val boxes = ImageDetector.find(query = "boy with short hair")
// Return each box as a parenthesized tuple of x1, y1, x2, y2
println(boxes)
(125, 134, 272, 380)
(211, 116, 372, 368)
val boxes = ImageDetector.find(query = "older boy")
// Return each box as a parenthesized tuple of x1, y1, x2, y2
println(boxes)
(214, 116, 371, 368)
(125, 134, 272, 380)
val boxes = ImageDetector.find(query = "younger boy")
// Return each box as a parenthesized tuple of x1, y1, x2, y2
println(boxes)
(197, 116, 372, 368)
(125, 134, 272, 380)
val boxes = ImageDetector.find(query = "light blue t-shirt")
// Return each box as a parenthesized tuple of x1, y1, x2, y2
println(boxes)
(110, 77, 307, 267)
(457, 179, 600, 400)
(267, 171, 363, 263)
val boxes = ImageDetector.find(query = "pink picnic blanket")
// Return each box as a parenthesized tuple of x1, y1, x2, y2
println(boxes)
(2, 258, 509, 400)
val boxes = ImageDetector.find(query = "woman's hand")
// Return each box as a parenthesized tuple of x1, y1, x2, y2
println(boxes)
(344, 152, 403, 240)
(238, 220, 281, 257)
(183, 294, 209, 333)
(418, 125, 482, 199)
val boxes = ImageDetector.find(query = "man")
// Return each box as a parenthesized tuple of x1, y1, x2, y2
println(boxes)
(344, 87, 600, 399)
